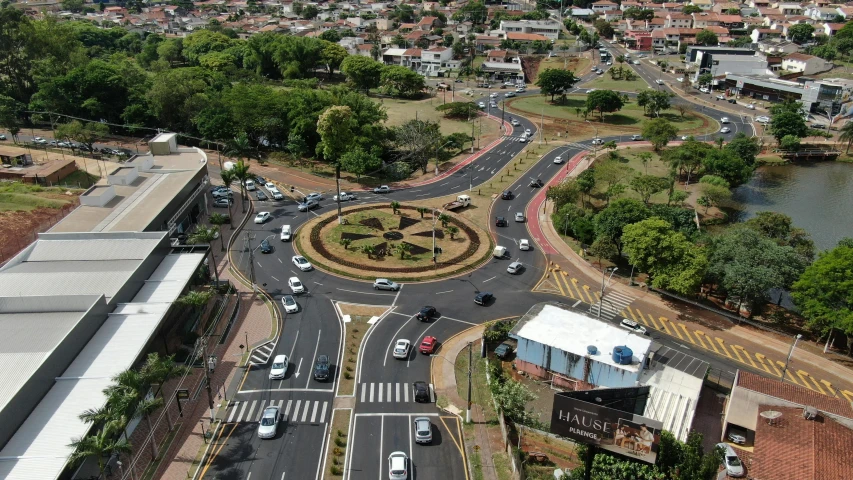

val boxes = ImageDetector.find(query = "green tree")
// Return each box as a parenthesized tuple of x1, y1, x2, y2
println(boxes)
(839, 120, 853, 154)
(682, 4, 702, 13)
(724, 132, 759, 165)
(769, 104, 808, 143)
(396, 242, 411, 259)
(576, 169, 596, 208)
(68, 420, 132, 478)
(545, 178, 581, 211)
(491, 378, 536, 424)
(182, 29, 234, 65)
(320, 41, 348, 75)
(435, 101, 479, 119)
(341, 55, 383, 93)
(219, 170, 236, 228)
(780, 134, 801, 151)
(696, 29, 719, 46)
(593, 198, 650, 256)
(55, 120, 109, 152)
(623, 217, 708, 294)
(381, 65, 426, 97)
(636, 90, 671, 117)
(390, 200, 400, 214)
(586, 89, 624, 120)
(744, 211, 815, 261)
(641, 118, 678, 151)
(594, 19, 615, 38)
(339, 146, 381, 181)
(788, 23, 815, 44)
(629, 174, 670, 205)
(635, 152, 653, 174)
(438, 213, 450, 228)
(187, 226, 220, 285)
(535, 68, 579, 101)
(303, 4, 319, 19)
(699, 183, 731, 212)
(664, 138, 713, 179)
(340, 238, 352, 250)
(445, 225, 459, 239)
(61, 0, 84, 12)
(792, 242, 853, 339)
(594, 160, 632, 193)
(317, 105, 356, 223)
(209, 213, 229, 251)
(669, 189, 689, 206)
(588, 236, 618, 265)
(230, 160, 252, 213)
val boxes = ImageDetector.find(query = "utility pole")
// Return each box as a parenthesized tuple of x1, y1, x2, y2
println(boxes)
(466, 341, 473, 423)
(246, 232, 256, 292)
(780, 334, 802, 382)
(471, 111, 475, 154)
(200, 338, 215, 422)
(539, 107, 544, 146)
(598, 267, 618, 318)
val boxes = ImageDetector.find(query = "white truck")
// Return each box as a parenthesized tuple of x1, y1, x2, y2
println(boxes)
(443, 195, 471, 211)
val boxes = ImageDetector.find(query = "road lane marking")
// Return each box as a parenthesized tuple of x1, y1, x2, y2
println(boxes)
(396, 383, 401, 402)
(483, 276, 496, 283)
(404, 385, 409, 402)
(245, 401, 257, 424)
(842, 390, 853, 404)
(306, 329, 322, 388)
(715, 338, 733, 359)
(254, 400, 266, 422)
(732, 345, 759, 370)
(320, 401, 328, 423)
(693, 331, 712, 351)
(378, 416, 385, 480)
(379, 382, 384, 402)
(361, 385, 366, 402)
(293, 400, 302, 420)
(821, 380, 836, 395)
(370, 383, 375, 402)
(388, 383, 393, 402)
(335, 288, 396, 296)
(436, 290, 454, 294)
(775, 360, 799, 384)
(392, 284, 403, 306)
(754, 353, 779, 376)
(198, 423, 238, 478)
(237, 400, 248, 422)
(227, 402, 239, 422)
(301, 401, 310, 422)
(655, 314, 672, 336)
(573, 300, 582, 307)
(801, 371, 826, 394)
(271, 275, 280, 282)
(285, 400, 292, 416)
(239, 388, 335, 394)
(794, 370, 815, 391)
(552, 272, 567, 296)
(678, 323, 697, 344)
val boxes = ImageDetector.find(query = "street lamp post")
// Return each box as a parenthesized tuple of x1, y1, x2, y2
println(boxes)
(432, 207, 446, 268)
(780, 334, 803, 382)
(598, 267, 618, 318)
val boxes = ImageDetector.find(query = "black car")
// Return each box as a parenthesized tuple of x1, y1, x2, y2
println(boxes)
(259, 238, 272, 254)
(256, 191, 268, 201)
(494, 343, 513, 359)
(313, 355, 330, 381)
(495, 216, 507, 227)
(501, 190, 513, 200)
(475, 292, 493, 305)
(416, 306, 437, 321)
(529, 179, 544, 188)
(413, 381, 430, 402)
(255, 176, 267, 185)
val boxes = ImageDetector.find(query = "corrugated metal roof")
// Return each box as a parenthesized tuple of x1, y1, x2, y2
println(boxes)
(24, 238, 161, 262)
(0, 271, 134, 300)
(0, 253, 204, 480)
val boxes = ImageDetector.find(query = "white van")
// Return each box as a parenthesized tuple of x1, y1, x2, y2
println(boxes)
(281, 225, 292, 242)
(493, 246, 507, 258)
(245, 180, 256, 191)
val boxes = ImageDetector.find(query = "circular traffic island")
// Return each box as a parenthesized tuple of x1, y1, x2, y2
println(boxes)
(295, 204, 493, 282)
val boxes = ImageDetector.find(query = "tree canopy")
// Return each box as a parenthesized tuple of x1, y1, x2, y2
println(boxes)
(586, 90, 625, 120)
(792, 241, 853, 336)
(536, 68, 579, 101)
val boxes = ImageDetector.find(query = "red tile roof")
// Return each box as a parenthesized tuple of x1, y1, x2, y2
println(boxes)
(506, 32, 550, 41)
(750, 406, 853, 480)
(736, 371, 853, 418)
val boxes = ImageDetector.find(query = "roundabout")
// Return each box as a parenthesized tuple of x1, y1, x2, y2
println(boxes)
(295, 204, 494, 281)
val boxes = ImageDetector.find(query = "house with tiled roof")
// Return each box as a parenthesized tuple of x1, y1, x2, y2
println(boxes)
(781, 52, 833, 75)
(722, 370, 853, 479)
(823, 22, 847, 36)
(751, 27, 783, 43)
(590, 0, 618, 13)
(666, 13, 693, 28)
(505, 32, 551, 43)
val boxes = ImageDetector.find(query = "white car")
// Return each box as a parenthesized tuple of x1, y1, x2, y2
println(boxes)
(524, 128, 532, 135)
(606, 61, 612, 65)
(700, 87, 710, 93)
(591, 138, 604, 145)
(717, 443, 745, 477)
(553, 156, 564, 164)
(586, 89, 596, 93)
(282, 295, 298, 313)
(631, 134, 642, 141)
(510, 118, 520, 126)
(515, 87, 525, 93)
(720, 127, 731, 133)
(515, 212, 525, 222)
(257, 406, 280, 439)
(720, 117, 730, 124)
(288, 277, 305, 294)
(489, 92, 498, 98)
(507, 261, 523, 274)
(620, 319, 648, 335)
(269, 354, 289, 379)
(264, 182, 276, 190)
(756, 115, 770, 123)
(388, 451, 408, 480)
(374, 278, 400, 291)
(716, 94, 725, 100)
(305, 192, 323, 202)
(516, 136, 527, 143)
(333, 192, 356, 202)
(681, 135, 691, 140)
(504, 92, 515, 97)
(254, 212, 271, 224)
(268, 188, 283, 200)
(292, 255, 313, 271)
(746, 104, 755, 110)
(656, 79, 664, 85)
(244, 180, 256, 191)
(373, 185, 391, 194)
(676, 77, 684, 83)
(393, 339, 411, 359)
(519, 239, 530, 251)
(478, 102, 486, 108)
(281, 225, 292, 241)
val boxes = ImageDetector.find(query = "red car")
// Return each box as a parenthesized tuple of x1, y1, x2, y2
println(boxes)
(419, 336, 438, 354)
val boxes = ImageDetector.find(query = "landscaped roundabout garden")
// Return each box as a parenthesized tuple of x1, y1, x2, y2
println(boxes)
(294, 204, 494, 282)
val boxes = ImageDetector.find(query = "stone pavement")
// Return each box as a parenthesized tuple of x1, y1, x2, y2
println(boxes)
(431, 324, 500, 480)
(123, 198, 280, 480)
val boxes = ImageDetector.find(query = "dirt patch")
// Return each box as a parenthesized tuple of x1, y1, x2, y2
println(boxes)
(337, 303, 389, 318)
(523, 56, 543, 84)
(337, 314, 372, 396)
(0, 183, 81, 263)
(325, 409, 351, 477)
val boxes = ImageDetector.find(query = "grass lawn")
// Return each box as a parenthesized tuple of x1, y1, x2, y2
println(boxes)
(60, 169, 99, 188)
(587, 147, 672, 205)
(538, 55, 591, 77)
(454, 339, 498, 422)
(0, 183, 77, 212)
(506, 94, 710, 132)
(378, 96, 501, 138)
(583, 73, 652, 92)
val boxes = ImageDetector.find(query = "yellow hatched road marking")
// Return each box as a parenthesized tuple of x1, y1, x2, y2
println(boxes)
(662, 318, 684, 340)
(794, 370, 815, 391)
(560, 273, 577, 299)
(715, 338, 734, 359)
(645, 313, 661, 330)
(626, 306, 643, 324)
(570, 278, 586, 301)
(678, 323, 697, 345)
(654, 314, 671, 335)
(593, 291, 602, 302)
(727, 343, 746, 364)
(731, 345, 759, 370)
(696, 331, 720, 354)
(799, 371, 826, 395)
(775, 361, 800, 384)
(755, 353, 781, 377)
(842, 390, 853, 404)
(533, 268, 551, 291)
(582, 284, 596, 304)
(552, 271, 567, 296)
(821, 380, 836, 396)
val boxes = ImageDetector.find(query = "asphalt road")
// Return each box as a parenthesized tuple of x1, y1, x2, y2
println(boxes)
(197, 85, 755, 480)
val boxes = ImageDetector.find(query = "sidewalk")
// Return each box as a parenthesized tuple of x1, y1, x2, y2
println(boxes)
(431, 324, 500, 480)
(139, 200, 279, 480)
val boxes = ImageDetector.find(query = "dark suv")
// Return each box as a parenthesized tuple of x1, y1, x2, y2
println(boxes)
(501, 190, 513, 200)
(413, 381, 430, 402)
(495, 216, 507, 227)
(416, 306, 436, 321)
(313, 355, 330, 381)
(529, 179, 544, 188)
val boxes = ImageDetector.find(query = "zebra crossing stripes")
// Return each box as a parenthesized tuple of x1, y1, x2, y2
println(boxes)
(590, 290, 635, 320)
(250, 343, 274, 365)
(225, 398, 329, 424)
(358, 382, 435, 403)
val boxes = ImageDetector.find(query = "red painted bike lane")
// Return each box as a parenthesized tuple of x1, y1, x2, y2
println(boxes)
(525, 150, 589, 255)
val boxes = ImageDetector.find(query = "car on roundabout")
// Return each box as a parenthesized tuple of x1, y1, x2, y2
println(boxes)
(475, 292, 493, 305)
(282, 295, 298, 313)
(297, 199, 319, 211)
(553, 155, 564, 164)
(510, 118, 520, 126)
(519, 239, 530, 251)
(495, 216, 507, 227)
(507, 261, 523, 274)
(419, 336, 437, 354)
(416, 306, 436, 321)
(259, 238, 272, 254)
(334, 192, 356, 202)
(515, 212, 525, 222)
(373, 185, 392, 194)
(374, 278, 400, 291)
(720, 127, 731, 134)
(501, 190, 513, 199)
(254, 212, 271, 224)
(529, 178, 544, 188)
(393, 339, 411, 359)
(288, 277, 305, 294)
(292, 255, 313, 271)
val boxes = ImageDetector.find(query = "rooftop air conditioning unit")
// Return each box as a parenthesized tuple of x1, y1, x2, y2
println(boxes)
(803, 406, 818, 420)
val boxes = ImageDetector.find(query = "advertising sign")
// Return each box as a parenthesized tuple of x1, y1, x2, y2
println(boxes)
(550, 394, 663, 464)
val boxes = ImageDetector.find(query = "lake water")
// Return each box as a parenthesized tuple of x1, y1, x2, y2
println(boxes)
(730, 161, 853, 252)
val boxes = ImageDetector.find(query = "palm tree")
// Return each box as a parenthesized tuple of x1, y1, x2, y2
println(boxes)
(390, 201, 400, 214)
(209, 213, 228, 252)
(188, 226, 221, 285)
(219, 170, 236, 229)
(438, 213, 450, 228)
(231, 161, 252, 214)
(225, 131, 257, 164)
(839, 120, 853, 154)
(141, 353, 189, 429)
(396, 242, 411, 260)
(68, 420, 132, 479)
(137, 395, 165, 458)
(445, 225, 459, 239)
(340, 238, 352, 250)
(361, 244, 375, 259)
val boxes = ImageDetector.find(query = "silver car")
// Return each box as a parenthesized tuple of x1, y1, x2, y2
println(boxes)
(298, 199, 319, 211)
(717, 443, 745, 477)
(413, 417, 433, 444)
(507, 261, 523, 274)
(257, 406, 280, 439)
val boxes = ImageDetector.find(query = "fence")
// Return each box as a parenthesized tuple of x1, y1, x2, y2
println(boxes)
(0, 202, 76, 265)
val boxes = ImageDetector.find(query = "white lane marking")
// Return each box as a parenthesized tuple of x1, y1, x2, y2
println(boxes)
(271, 276, 280, 282)
(379, 382, 384, 402)
(408, 413, 414, 475)
(284, 400, 292, 417)
(396, 383, 401, 402)
(389, 311, 412, 317)
(404, 385, 409, 402)
(392, 285, 403, 306)
(255, 400, 267, 422)
(237, 401, 248, 421)
(378, 416, 385, 480)
(301, 401, 310, 422)
(383, 312, 416, 366)
(483, 276, 496, 283)
(436, 315, 478, 326)
(336, 288, 396, 296)
(246, 400, 257, 422)
(227, 402, 239, 422)
(573, 300, 582, 307)
(435, 290, 453, 294)
(239, 388, 335, 394)
(306, 330, 321, 387)
(293, 400, 301, 421)
(416, 193, 429, 197)
(278, 258, 283, 263)
(314, 281, 323, 285)
(320, 401, 328, 423)
(387, 383, 392, 401)
(257, 262, 263, 268)
(361, 384, 366, 402)
(370, 383, 375, 402)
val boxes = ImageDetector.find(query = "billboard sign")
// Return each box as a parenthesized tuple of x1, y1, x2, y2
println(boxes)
(550, 394, 663, 464)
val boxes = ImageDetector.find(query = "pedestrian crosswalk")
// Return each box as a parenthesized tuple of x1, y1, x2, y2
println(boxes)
(225, 398, 329, 424)
(358, 382, 436, 403)
(250, 343, 274, 365)
(590, 290, 635, 320)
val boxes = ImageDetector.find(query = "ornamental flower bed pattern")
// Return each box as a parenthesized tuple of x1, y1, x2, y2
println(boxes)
(310, 205, 481, 274)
